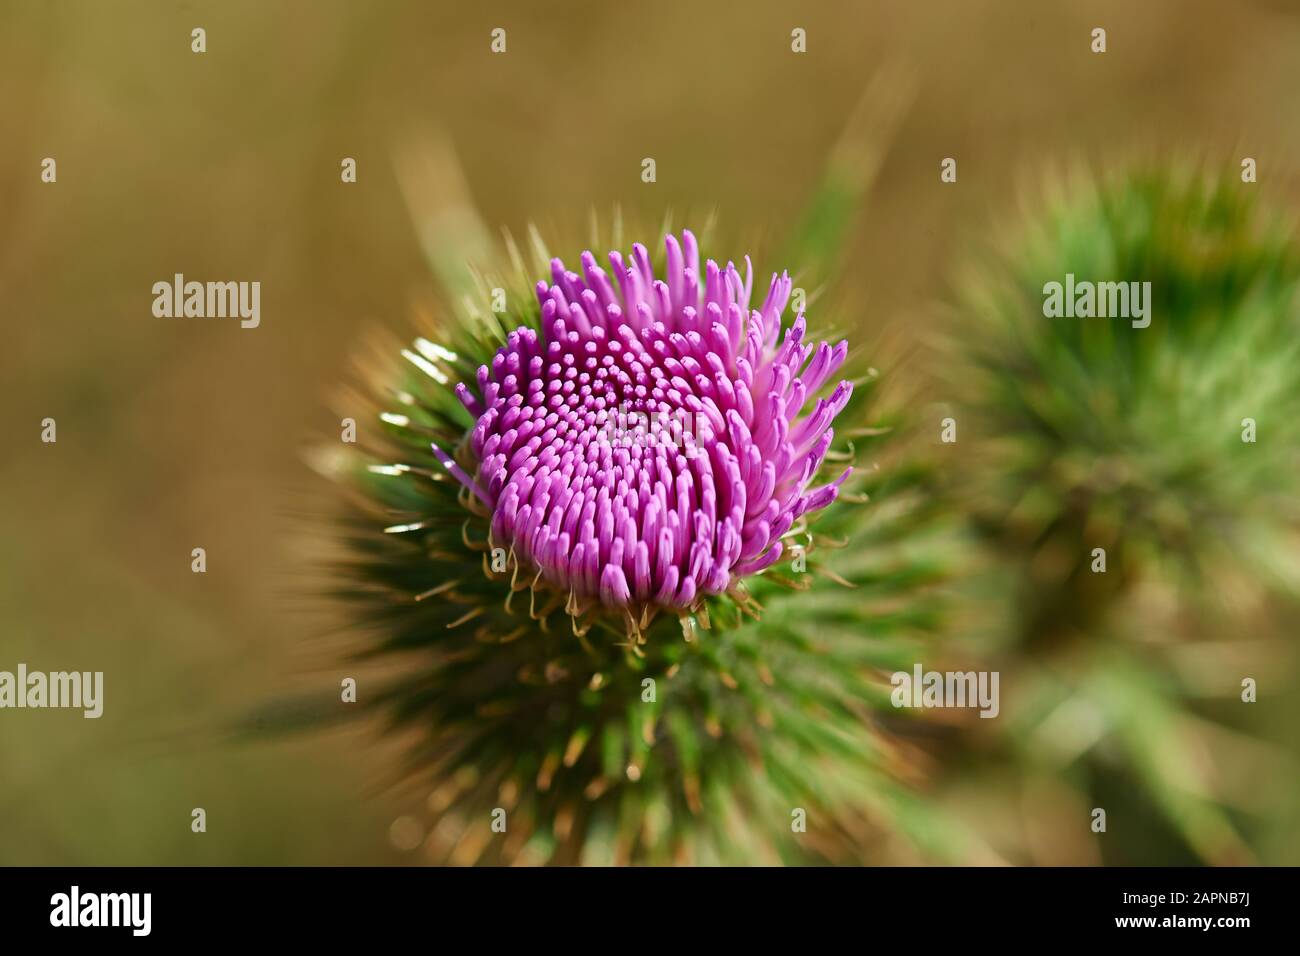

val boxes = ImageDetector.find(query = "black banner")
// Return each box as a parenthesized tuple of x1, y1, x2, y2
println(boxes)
(0, 866, 1275, 942)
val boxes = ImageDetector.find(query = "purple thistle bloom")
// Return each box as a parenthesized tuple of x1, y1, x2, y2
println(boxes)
(440, 230, 852, 615)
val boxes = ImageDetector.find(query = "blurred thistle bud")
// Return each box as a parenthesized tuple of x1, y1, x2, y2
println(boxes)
(945, 162, 1300, 864)
(951, 163, 1300, 645)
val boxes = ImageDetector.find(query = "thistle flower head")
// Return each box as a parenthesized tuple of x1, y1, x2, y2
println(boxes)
(322, 210, 951, 865)
(438, 230, 852, 625)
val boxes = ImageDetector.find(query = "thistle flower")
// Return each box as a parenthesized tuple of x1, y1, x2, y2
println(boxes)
(310, 81, 956, 864)
(433, 232, 853, 635)
(317, 211, 955, 865)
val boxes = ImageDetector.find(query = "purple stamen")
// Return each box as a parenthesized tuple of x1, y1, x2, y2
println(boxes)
(442, 231, 853, 611)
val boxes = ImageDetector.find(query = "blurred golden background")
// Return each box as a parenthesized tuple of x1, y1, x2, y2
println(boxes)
(2, 0, 1299, 864)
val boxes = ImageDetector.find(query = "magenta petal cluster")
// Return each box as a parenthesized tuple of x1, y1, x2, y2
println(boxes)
(440, 231, 853, 611)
